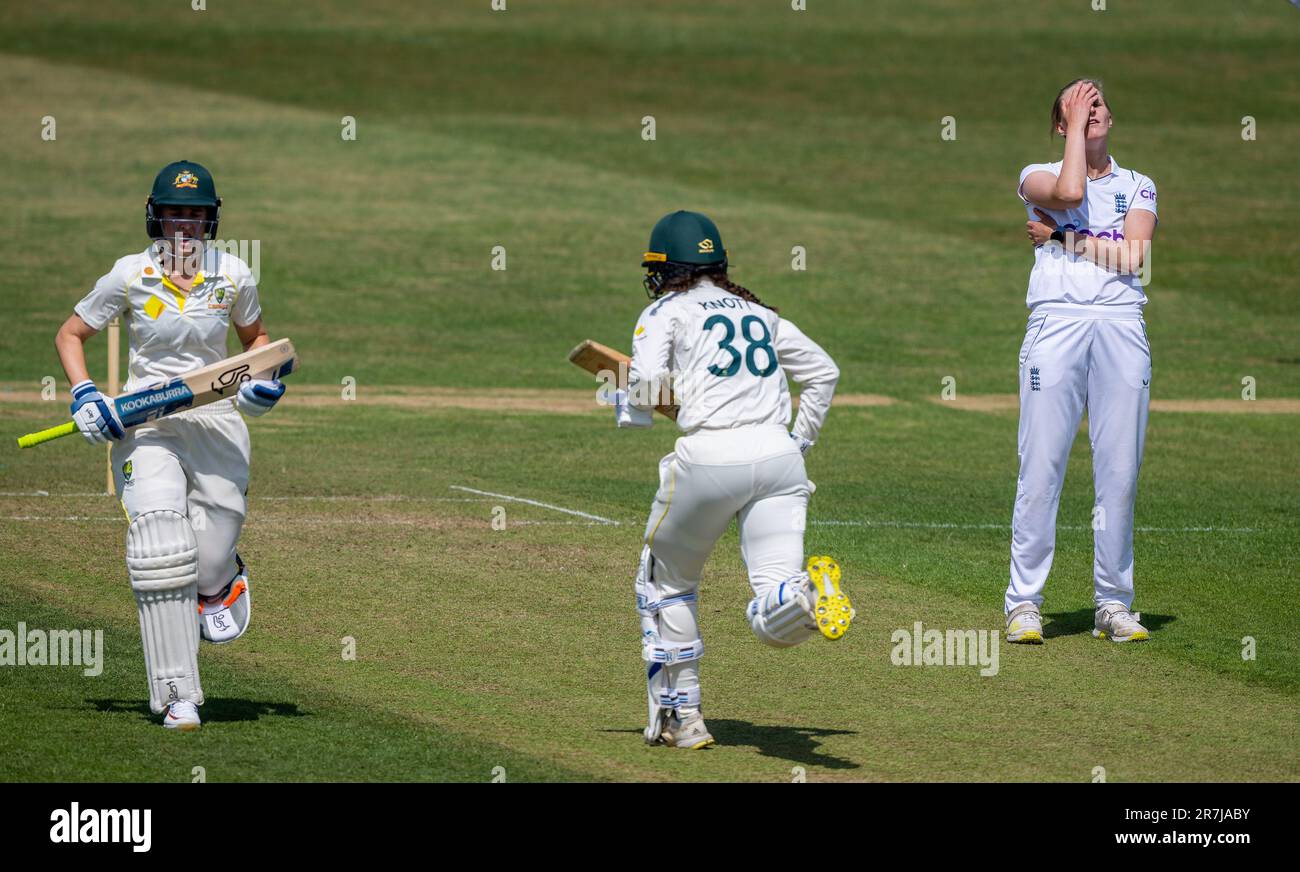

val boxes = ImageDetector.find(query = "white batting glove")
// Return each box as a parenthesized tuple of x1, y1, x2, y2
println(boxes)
(236, 378, 285, 417)
(790, 431, 814, 456)
(70, 380, 124, 445)
(614, 389, 653, 429)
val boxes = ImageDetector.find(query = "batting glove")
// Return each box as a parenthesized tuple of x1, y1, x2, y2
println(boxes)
(236, 378, 286, 417)
(614, 389, 653, 429)
(790, 431, 814, 456)
(70, 380, 124, 445)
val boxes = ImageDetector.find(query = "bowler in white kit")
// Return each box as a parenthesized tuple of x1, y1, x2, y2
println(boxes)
(1004, 80, 1158, 644)
(53, 161, 287, 729)
(617, 211, 850, 749)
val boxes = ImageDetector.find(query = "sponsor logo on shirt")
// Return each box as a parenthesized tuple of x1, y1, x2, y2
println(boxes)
(205, 285, 234, 313)
(1060, 223, 1125, 241)
(1139, 188, 1156, 201)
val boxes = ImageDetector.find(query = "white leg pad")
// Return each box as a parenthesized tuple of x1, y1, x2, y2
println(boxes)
(128, 510, 203, 714)
(636, 545, 704, 743)
(748, 575, 816, 648)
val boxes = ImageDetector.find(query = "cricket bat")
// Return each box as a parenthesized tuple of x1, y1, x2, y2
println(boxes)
(567, 339, 678, 421)
(17, 338, 299, 449)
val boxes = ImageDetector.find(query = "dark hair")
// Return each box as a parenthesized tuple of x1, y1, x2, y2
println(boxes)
(656, 266, 777, 312)
(1051, 78, 1107, 136)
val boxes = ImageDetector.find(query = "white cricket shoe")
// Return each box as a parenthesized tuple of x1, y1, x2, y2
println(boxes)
(1093, 604, 1149, 643)
(659, 712, 715, 750)
(199, 556, 251, 644)
(164, 700, 201, 731)
(1006, 603, 1044, 644)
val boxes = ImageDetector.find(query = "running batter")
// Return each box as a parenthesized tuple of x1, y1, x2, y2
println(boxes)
(54, 160, 286, 729)
(618, 210, 850, 749)
(1005, 80, 1157, 644)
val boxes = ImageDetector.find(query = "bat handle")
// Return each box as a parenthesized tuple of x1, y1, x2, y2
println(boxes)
(16, 421, 77, 449)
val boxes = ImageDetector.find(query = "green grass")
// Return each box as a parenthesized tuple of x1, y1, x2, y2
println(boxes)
(0, 586, 587, 781)
(1, 0, 1297, 781)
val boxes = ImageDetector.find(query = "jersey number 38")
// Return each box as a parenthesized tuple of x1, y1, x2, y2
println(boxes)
(704, 314, 778, 378)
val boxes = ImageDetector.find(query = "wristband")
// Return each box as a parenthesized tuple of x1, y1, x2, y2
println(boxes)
(1049, 229, 1066, 244)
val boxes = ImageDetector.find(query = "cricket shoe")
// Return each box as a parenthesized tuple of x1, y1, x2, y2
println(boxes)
(1092, 604, 1149, 643)
(1005, 603, 1044, 644)
(659, 711, 715, 750)
(199, 555, 250, 644)
(164, 700, 201, 731)
(806, 555, 853, 640)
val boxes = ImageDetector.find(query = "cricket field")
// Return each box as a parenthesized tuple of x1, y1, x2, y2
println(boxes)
(0, 0, 1297, 782)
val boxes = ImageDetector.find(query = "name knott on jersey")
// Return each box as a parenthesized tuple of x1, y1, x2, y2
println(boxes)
(593, 295, 769, 408)
(694, 295, 759, 312)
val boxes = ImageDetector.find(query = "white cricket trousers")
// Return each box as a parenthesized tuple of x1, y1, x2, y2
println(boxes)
(112, 399, 251, 597)
(1007, 303, 1151, 613)
(642, 423, 811, 712)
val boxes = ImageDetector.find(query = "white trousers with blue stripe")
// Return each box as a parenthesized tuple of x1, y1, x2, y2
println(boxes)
(1007, 305, 1151, 613)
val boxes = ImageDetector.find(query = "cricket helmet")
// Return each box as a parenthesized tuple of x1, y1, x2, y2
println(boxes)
(146, 160, 221, 240)
(642, 210, 727, 297)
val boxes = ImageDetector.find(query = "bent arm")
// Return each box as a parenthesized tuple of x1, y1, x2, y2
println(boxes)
(776, 318, 839, 443)
(1021, 83, 1091, 209)
(1021, 168, 1084, 211)
(627, 306, 675, 412)
(234, 317, 270, 352)
(54, 313, 98, 387)
(1068, 209, 1157, 275)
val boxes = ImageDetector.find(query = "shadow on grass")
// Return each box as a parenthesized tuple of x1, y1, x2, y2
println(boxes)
(1043, 609, 1176, 639)
(711, 719, 859, 769)
(605, 721, 859, 770)
(88, 698, 306, 724)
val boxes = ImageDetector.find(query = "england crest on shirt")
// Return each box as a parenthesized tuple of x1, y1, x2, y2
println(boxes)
(1114, 192, 1128, 214)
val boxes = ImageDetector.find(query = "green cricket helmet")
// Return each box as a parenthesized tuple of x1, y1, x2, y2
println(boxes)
(146, 160, 221, 240)
(642, 210, 727, 297)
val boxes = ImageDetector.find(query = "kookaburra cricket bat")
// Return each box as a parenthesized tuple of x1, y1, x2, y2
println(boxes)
(567, 339, 678, 421)
(17, 338, 298, 448)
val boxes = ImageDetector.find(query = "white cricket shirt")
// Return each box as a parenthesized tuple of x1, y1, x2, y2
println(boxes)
(75, 244, 262, 393)
(627, 279, 839, 440)
(1017, 155, 1158, 310)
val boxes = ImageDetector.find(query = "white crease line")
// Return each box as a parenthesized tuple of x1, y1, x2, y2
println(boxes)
(449, 485, 620, 525)
(813, 520, 1259, 533)
(255, 495, 492, 503)
(2, 515, 609, 527)
(0, 497, 1259, 534)
(0, 491, 493, 503)
(5, 516, 121, 522)
(815, 520, 1009, 530)
(0, 491, 108, 498)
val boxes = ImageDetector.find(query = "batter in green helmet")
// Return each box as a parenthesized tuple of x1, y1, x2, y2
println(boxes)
(624, 210, 853, 749)
(53, 160, 287, 732)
